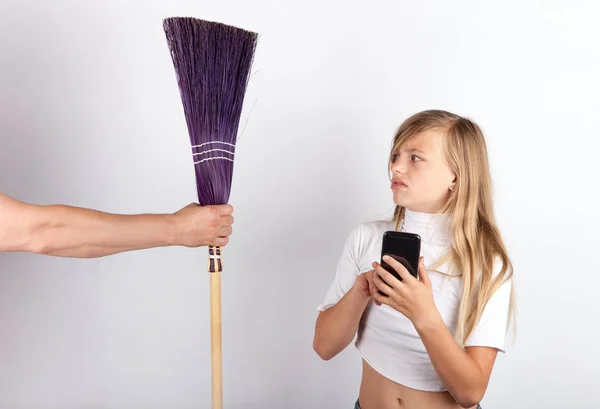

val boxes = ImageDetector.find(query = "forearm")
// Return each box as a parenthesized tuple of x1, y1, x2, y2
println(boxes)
(313, 285, 370, 360)
(414, 312, 486, 407)
(19, 203, 177, 257)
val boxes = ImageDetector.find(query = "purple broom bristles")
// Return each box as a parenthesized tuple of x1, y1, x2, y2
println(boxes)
(163, 17, 258, 206)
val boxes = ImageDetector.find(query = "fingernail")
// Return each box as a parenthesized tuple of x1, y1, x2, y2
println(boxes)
(383, 255, 390, 261)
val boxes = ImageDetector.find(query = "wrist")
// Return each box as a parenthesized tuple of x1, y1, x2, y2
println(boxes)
(165, 213, 180, 246)
(413, 307, 444, 333)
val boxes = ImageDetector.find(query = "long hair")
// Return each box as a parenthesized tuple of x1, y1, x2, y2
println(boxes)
(390, 110, 515, 346)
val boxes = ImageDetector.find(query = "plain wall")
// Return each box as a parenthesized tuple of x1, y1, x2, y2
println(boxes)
(1, 0, 599, 408)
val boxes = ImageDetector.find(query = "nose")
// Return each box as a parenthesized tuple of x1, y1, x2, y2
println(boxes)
(391, 158, 406, 175)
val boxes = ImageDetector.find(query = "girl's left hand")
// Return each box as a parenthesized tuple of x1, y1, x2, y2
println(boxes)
(371, 255, 438, 325)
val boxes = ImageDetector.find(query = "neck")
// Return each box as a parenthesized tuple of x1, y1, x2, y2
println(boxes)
(400, 207, 452, 247)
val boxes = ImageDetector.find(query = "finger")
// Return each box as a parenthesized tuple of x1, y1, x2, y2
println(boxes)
(218, 226, 232, 237)
(360, 276, 369, 294)
(214, 236, 230, 247)
(372, 291, 382, 306)
(366, 272, 381, 305)
(216, 204, 234, 216)
(382, 255, 415, 283)
(373, 261, 404, 291)
(363, 272, 374, 294)
(220, 215, 234, 226)
(372, 289, 389, 306)
(373, 269, 395, 295)
(365, 271, 374, 293)
(417, 256, 431, 285)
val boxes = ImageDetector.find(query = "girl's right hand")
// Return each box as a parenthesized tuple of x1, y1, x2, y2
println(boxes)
(355, 270, 377, 299)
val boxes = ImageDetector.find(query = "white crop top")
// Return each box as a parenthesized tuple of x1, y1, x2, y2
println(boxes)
(317, 209, 512, 392)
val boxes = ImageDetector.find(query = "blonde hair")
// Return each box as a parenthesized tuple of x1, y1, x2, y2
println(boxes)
(390, 110, 515, 346)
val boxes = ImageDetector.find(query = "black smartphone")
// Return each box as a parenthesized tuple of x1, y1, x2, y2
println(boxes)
(378, 231, 421, 295)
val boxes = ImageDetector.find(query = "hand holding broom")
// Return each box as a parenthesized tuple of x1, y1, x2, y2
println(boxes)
(172, 203, 234, 248)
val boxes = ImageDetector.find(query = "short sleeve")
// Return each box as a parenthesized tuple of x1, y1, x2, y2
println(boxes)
(317, 224, 363, 311)
(464, 261, 513, 352)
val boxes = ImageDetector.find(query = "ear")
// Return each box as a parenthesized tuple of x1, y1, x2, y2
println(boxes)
(449, 177, 456, 191)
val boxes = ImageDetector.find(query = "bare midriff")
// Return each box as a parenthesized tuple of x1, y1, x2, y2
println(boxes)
(358, 359, 478, 409)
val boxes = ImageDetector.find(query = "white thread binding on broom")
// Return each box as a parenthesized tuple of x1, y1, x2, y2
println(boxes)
(191, 141, 236, 164)
(193, 148, 235, 156)
(194, 156, 234, 164)
(191, 141, 236, 149)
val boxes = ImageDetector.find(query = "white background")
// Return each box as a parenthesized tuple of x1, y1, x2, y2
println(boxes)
(1, 1, 599, 408)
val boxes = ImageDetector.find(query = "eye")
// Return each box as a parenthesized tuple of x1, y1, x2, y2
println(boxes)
(391, 153, 399, 162)
(410, 155, 423, 162)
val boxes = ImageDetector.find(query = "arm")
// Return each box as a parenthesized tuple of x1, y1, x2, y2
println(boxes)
(0, 193, 234, 258)
(313, 272, 372, 360)
(414, 313, 498, 408)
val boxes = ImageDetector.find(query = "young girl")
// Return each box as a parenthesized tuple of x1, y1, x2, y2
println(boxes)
(313, 110, 514, 409)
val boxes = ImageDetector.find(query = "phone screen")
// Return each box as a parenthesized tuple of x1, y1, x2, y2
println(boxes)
(380, 231, 421, 282)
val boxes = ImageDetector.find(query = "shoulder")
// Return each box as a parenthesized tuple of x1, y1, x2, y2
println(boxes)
(490, 254, 513, 287)
(480, 254, 514, 318)
(342, 219, 395, 261)
(346, 219, 395, 244)
(359, 219, 396, 236)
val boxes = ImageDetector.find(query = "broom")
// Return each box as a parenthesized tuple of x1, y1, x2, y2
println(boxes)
(162, 17, 258, 409)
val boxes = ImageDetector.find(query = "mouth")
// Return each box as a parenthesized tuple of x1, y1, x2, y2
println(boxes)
(391, 180, 407, 189)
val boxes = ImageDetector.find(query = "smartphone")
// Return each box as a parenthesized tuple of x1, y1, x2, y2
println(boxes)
(378, 231, 421, 295)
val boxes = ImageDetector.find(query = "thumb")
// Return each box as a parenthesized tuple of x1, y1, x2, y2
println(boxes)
(355, 273, 367, 292)
(418, 257, 431, 285)
(359, 273, 369, 292)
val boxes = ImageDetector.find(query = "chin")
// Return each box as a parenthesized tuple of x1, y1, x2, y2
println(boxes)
(392, 193, 410, 208)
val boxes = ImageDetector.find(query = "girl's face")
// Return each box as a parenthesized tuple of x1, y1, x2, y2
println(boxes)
(390, 129, 456, 214)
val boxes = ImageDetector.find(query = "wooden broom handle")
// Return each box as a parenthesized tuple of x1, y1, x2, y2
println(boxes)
(210, 271, 222, 409)
(209, 246, 223, 409)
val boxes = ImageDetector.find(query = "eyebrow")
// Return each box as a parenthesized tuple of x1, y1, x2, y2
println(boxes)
(396, 147, 427, 155)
